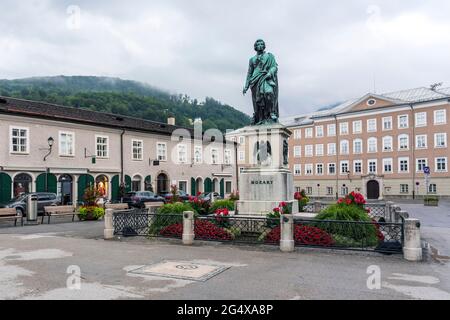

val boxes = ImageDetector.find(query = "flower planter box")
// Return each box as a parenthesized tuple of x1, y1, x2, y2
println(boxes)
(424, 198, 439, 207)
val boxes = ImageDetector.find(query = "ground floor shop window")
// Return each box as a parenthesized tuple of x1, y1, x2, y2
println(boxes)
(132, 176, 142, 192)
(14, 173, 32, 197)
(400, 184, 409, 194)
(96, 175, 109, 198)
(428, 184, 437, 194)
(226, 181, 232, 194)
(178, 181, 187, 193)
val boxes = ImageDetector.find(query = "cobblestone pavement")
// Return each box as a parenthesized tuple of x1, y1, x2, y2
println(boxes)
(0, 216, 449, 300)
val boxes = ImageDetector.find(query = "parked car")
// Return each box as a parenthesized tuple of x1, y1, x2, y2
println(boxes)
(198, 192, 223, 203)
(161, 190, 190, 202)
(122, 191, 165, 208)
(0, 193, 60, 217)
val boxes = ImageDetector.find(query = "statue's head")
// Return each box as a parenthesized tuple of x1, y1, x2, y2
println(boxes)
(254, 39, 266, 53)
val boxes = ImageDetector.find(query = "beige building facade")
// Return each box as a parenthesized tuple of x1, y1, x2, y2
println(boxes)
(228, 87, 450, 200)
(0, 97, 237, 205)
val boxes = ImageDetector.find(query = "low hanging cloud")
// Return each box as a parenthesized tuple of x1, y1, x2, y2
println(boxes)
(1, 0, 450, 117)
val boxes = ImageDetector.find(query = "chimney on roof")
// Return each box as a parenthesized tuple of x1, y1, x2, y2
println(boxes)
(168, 117, 176, 126)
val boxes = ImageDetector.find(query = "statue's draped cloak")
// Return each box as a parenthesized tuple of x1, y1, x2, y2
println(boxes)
(246, 52, 279, 124)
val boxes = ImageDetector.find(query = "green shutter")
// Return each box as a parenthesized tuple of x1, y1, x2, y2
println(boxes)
(0, 173, 12, 203)
(220, 179, 225, 198)
(145, 175, 153, 192)
(111, 175, 120, 201)
(77, 174, 94, 204)
(204, 178, 212, 193)
(191, 178, 196, 196)
(125, 175, 132, 193)
(36, 173, 57, 193)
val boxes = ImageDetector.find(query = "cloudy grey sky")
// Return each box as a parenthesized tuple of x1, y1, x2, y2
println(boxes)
(1, 0, 450, 117)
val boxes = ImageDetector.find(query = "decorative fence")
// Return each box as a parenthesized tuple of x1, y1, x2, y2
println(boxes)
(292, 218, 403, 254)
(195, 216, 280, 245)
(113, 209, 182, 238)
(302, 202, 389, 221)
(111, 209, 404, 254)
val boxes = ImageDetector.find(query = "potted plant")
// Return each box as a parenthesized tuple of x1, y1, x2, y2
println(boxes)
(294, 190, 310, 212)
(424, 195, 439, 207)
(78, 186, 105, 221)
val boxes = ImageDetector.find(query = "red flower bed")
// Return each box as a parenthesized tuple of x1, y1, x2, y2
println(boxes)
(265, 225, 335, 247)
(159, 223, 183, 238)
(372, 219, 385, 242)
(195, 220, 232, 241)
(159, 220, 232, 241)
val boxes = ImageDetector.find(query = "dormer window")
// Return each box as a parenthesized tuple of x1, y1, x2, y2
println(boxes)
(367, 99, 377, 106)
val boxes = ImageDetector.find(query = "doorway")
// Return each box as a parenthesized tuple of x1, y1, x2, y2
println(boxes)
(59, 174, 73, 205)
(367, 180, 380, 200)
(157, 173, 169, 195)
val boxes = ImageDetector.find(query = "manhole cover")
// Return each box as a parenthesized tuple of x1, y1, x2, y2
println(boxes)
(128, 261, 230, 282)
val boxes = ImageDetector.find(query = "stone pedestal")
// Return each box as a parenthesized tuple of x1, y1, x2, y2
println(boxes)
(235, 123, 298, 216)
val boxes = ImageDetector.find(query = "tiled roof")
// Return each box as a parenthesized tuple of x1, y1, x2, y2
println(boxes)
(382, 87, 448, 102)
(436, 87, 450, 96)
(0, 96, 191, 136)
(280, 87, 450, 127)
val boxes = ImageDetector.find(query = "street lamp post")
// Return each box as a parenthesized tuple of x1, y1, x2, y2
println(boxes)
(43, 137, 54, 192)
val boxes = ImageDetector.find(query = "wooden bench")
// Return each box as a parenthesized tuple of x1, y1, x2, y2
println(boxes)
(43, 206, 77, 224)
(105, 203, 129, 210)
(144, 202, 165, 213)
(0, 208, 23, 227)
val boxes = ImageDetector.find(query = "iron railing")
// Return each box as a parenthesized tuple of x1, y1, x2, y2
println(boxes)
(293, 218, 403, 253)
(113, 209, 182, 238)
(196, 216, 280, 245)
(111, 209, 404, 254)
(302, 202, 390, 220)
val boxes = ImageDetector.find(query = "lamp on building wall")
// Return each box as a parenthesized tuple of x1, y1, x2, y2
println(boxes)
(43, 137, 54, 192)
(43, 137, 54, 162)
(345, 170, 352, 183)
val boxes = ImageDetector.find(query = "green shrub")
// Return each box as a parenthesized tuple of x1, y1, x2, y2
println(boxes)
(228, 191, 240, 201)
(148, 202, 193, 236)
(157, 202, 195, 214)
(210, 200, 235, 213)
(295, 190, 310, 212)
(189, 198, 211, 216)
(315, 204, 378, 242)
(78, 206, 105, 220)
(265, 211, 281, 228)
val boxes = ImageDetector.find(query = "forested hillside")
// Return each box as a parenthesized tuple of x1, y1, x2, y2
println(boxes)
(0, 76, 251, 131)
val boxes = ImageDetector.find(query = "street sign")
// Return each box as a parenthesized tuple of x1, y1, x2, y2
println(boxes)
(423, 166, 431, 175)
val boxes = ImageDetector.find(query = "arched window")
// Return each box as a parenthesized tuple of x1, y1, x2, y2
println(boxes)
(132, 175, 142, 192)
(96, 175, 109, 198)
(58, 174, 73, 205)
(157, 173, 169, 195)
(14, 173, 32, 197)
